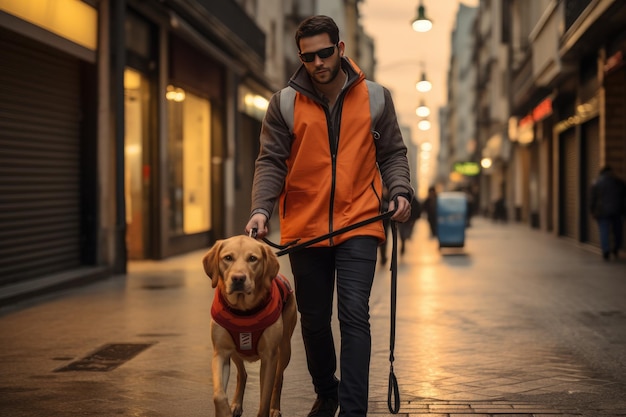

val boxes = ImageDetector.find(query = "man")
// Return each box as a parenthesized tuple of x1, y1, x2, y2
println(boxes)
(590, 166, 625, 260)
(422, 186, 438, 237)
(245, 15, 413, 417)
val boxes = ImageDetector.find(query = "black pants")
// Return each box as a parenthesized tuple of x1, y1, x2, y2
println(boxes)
(289, 237, 378, 417)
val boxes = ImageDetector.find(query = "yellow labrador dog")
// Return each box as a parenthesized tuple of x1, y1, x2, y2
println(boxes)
(202, 235, 297, 417)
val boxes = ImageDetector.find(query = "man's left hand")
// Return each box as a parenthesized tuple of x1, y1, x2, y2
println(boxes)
(389, 196, 411, 223)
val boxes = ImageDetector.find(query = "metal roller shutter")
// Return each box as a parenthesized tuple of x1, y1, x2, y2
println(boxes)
(0, 29, 82, 286)
(604, 68, 626, 178)
(560, 129, 578, 239)
(604, 67, 626, 251)
(583, 118, 600, 246)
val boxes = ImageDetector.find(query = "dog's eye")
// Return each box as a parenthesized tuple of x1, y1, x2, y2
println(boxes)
(223, 255, 233, 261)
(248, 255, 258, 262)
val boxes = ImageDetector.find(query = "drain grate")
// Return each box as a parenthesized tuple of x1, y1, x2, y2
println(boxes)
(55, 343, 155, 372)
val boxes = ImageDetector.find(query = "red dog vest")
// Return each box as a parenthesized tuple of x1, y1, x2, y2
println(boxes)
(211, 274, 293, 357)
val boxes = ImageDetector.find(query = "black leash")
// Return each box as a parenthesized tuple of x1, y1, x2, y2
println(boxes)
(254, 207, 402, 413)
(387, 220, 400, 413)
(257, 210, 396, 257)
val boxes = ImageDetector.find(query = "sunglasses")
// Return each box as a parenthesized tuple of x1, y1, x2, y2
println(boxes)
(299, 45, 337, 63)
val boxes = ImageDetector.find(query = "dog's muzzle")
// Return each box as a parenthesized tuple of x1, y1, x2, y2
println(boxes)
(228, 274, 247, 293)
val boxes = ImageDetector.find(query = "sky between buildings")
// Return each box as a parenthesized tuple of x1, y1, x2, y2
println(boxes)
(361, 0, 479, 191)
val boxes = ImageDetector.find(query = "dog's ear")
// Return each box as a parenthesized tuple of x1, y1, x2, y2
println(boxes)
(261, 243, 280, 282)
(202, 240, 223, 288)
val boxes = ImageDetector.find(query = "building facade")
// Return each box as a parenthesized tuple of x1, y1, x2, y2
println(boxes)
(442, 3, 479, 195)
(0, 0, 374, 303)
(507, 0, 626, 250)
(455, 0, 626, 250)
(0, 0, 278, 303)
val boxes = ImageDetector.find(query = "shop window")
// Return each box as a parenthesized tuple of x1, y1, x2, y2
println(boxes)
(124, 68, 150, 259)
(167, 86, 211, 235)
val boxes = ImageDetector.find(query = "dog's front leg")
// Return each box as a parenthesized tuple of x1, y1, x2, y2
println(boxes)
(258, 352, 278, 417)
(269, 343, 291, 417)
(230, 355, 246, 417)
(271, 307, 296, 417)
(212, 351, 232, 417)
(257, 327, 282, 417)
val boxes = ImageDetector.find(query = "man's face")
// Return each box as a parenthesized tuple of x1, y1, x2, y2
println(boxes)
(298, 34, 343, 85)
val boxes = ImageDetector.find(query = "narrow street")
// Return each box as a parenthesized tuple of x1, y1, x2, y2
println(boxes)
(1, 217, 625, 416)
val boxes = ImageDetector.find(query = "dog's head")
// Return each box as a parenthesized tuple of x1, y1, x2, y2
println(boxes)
(202, 235, 280, 309)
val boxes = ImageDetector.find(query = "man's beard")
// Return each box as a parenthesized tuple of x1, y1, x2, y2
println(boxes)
(310, 61, 340, 85)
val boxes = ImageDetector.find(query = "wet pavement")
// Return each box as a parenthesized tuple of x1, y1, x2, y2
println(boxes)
(1, 217, 625, 416)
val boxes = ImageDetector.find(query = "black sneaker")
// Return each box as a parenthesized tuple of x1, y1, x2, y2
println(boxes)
(307, 396, 339, 417)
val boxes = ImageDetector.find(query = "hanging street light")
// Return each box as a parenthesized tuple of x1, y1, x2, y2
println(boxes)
(411, 1, 433, 33)
(416, 100, 430, 117)
(418, 119, 431, 131)
(416, 72, 432, 92)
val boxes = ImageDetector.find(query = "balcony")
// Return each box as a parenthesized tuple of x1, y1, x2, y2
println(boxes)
(564, 0, 592, 32)
(510, 53, 533, 111)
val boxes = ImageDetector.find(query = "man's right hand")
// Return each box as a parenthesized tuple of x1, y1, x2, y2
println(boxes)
(245, 213, 269, 239)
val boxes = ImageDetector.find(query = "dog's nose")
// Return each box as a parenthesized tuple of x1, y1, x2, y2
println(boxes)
(230, 274, 246, 291)
(231, 274, 246, 284)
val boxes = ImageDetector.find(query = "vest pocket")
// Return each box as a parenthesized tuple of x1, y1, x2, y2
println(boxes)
(280, 190, 327, 240)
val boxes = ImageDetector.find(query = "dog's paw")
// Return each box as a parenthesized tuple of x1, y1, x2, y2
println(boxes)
(270, 409, 282, 417)
(231, 403, 243, 417)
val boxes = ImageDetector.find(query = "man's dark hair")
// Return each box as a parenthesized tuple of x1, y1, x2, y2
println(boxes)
(600, 165, 612, 174)
(295, 15, 340, 51)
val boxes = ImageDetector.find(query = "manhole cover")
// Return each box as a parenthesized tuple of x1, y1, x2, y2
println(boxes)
(54, 343, 155, 372)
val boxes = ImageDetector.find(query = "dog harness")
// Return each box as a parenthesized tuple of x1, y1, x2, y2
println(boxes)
(211, 274, 293, 357)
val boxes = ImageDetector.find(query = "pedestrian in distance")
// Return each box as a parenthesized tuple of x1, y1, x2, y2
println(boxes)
(590, 165, 626, 260)
(493, 196, 507, 223)
(245, 15, 413, 417)
(422, 186, 438, 238)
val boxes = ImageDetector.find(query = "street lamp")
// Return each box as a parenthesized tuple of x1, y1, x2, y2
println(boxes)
(418, 119, 431, 131)
(415, 72, 432, 92)
(416, 100, 430, 117)
(411, 0, 433, 33)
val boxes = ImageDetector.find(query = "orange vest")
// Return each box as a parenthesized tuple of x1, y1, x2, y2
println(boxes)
(211, 274, 293, 357)
(279, 66, 385, 246)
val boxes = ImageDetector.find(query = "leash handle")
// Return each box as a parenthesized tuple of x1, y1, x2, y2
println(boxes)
(388, 366, 400, 413)
(387, 220, 401, 413)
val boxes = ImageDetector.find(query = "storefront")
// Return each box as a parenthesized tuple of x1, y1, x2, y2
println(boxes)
(0, 0, 102, 299)
(554, 75, 600, 244)
(150, 30, 227, 259)
(0, 0, 272, 303)
(119, 0, 271, 260)
(602, 41, 626, 251)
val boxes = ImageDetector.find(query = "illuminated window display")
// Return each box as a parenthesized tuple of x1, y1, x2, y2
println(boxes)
(167, 86, 211, 235)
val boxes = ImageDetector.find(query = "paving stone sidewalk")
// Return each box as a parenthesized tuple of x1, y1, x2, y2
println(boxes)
(0, 217, 625, 416)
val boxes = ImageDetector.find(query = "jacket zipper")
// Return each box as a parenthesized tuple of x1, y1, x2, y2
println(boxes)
(327, 98, 345, 246)
(327, 105, 337, 245)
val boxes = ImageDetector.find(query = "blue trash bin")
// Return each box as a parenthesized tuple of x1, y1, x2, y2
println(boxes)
(437, 191, 467, 248)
